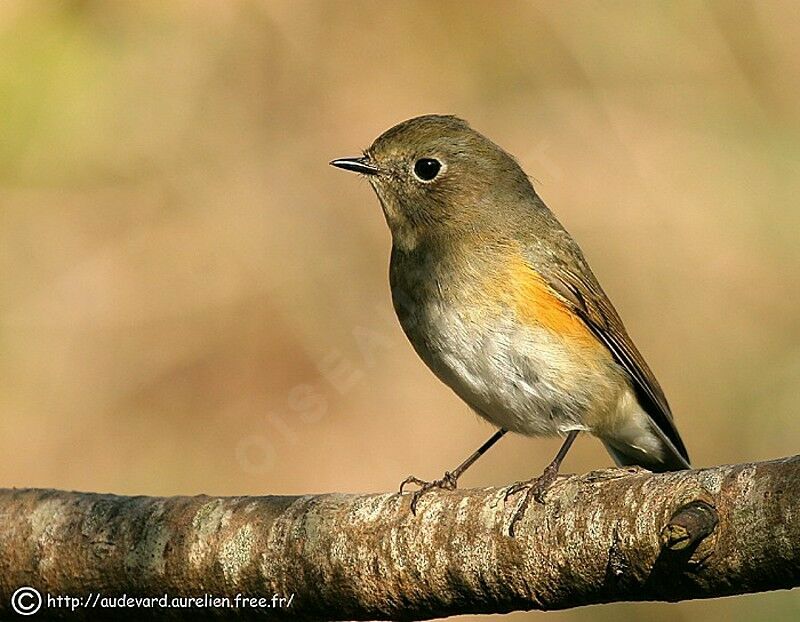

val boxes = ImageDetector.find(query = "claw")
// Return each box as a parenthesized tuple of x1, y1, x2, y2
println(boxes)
(504, 464, 559, 537)
(399, 475, 427, 494)
(399, 471, 458, 514)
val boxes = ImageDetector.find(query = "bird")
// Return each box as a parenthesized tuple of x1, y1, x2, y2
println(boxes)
(330, 114, 689, 534)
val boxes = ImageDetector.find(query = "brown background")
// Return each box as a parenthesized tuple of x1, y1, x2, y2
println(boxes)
(2, 1, 799, 620)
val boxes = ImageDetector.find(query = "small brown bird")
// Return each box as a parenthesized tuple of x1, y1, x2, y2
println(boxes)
(331, 115, 689, 533)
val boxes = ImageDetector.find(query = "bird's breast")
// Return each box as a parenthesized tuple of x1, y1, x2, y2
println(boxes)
(389, 246, 624, 436)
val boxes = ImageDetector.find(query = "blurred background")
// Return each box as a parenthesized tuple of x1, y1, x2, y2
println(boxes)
(2, 1, 799, 620)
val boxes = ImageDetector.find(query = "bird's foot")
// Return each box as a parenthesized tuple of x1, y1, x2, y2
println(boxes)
(399, 471, 458, 514)
(504, 464, 559, 537)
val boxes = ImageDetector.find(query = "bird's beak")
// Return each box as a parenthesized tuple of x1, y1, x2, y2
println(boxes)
(329, 156, 380, 176)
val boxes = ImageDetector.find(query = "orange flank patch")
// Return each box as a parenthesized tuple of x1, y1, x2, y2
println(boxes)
(499, 259, 600, 349)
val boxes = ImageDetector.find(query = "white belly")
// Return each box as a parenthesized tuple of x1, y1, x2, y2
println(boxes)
(403, 302, 625, 437)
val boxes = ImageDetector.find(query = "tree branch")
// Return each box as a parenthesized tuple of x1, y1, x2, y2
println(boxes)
(1, 457, 798, 620)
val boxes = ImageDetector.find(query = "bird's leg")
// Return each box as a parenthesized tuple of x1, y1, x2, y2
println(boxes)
(505, 430, 579, 536)
(400, 428, 507, 514)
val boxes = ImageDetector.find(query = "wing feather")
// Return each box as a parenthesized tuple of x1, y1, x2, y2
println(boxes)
(543, 261, 690, 464)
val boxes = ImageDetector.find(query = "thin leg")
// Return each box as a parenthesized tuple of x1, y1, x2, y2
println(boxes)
(506, 430, 580, 536)
(448, 427, 509, 480)
(400, 428, 507, 513)
(548, 430, 579, 474)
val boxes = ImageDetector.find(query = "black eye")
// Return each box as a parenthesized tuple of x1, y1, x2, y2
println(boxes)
(413, 158, 442, 181)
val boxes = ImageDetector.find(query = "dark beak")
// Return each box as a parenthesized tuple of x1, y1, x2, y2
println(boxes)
(329, 156, 380, 176)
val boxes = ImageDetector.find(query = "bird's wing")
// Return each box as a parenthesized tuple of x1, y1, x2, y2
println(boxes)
(541, 259, 690, 465)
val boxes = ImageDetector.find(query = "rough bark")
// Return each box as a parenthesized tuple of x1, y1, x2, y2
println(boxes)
(0, 457, 798, 620)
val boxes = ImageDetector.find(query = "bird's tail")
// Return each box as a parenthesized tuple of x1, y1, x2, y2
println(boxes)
(602, 434, 690, 473)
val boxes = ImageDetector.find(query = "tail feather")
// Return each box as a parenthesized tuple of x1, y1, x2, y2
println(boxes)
(601, 393, 691, 472)
(603, 435, 690, 472)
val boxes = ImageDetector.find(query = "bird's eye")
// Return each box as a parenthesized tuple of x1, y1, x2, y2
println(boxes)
(413, 158, 442, 182)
